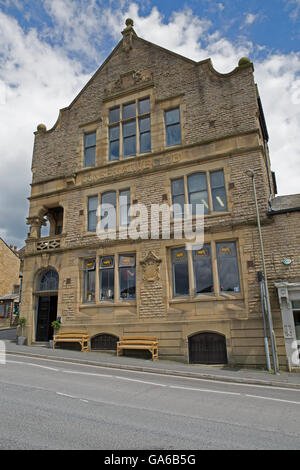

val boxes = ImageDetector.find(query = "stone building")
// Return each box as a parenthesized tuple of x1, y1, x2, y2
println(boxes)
(20, 19, 300, 369)
(0, 238, 20, 326)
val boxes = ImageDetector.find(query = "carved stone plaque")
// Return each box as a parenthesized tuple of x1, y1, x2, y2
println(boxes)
(140, 251, 162, 282)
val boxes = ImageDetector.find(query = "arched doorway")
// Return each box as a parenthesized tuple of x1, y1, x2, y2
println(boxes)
(36, 269, 59, 342)
(188, 332, 228, 364)
(91, 333, 119, 351)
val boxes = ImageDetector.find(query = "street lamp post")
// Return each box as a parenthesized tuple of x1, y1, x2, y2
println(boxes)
(245, 169, 279, 374)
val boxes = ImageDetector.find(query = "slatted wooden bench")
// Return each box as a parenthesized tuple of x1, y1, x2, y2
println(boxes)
(53, 331, 89, 352)
(117, 336, 159, 361)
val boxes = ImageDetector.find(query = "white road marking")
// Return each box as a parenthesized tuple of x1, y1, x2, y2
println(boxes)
(62, 369, 113, 379)
(114, 376, 168, 387)
(6, 359, 59, 371)
(56, 392, 76, 398)
(245, 394, 300, 406)
(170, 385, 241, 396)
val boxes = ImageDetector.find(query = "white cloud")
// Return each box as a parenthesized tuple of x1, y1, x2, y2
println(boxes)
(0, 10, 90, 246)
(244, 13, 258, 25)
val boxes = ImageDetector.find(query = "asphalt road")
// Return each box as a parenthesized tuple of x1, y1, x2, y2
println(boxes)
(1, 354, 300, 450)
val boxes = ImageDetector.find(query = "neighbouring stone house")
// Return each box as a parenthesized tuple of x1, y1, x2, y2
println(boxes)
(20, 19, 300, 369)
(0, 238, 21, 327)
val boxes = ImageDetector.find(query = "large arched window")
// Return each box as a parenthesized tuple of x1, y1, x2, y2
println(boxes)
(38, 270, 59, 291)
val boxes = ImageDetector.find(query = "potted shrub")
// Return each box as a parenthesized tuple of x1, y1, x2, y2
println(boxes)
(17, 317, 27, 345)
(50, 320, 61, 348)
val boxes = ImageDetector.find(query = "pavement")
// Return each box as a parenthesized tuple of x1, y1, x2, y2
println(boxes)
(2, 327, 300, 390)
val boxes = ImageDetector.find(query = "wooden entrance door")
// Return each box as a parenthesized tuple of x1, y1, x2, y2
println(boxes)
(36, 295, 57, 341)
(189, 332, 228, 364)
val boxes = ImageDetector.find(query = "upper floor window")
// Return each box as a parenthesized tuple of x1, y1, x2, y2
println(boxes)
(108, 98, 151, 161)
(87, 189, 131, 232)
(171, 169, 227, 217)
(210, 170, 227, 212)
(100, 191, 116, 230)
(84, 132, 96, 167)
(87, 196, 98, 232)
(165, 107, 181, 147)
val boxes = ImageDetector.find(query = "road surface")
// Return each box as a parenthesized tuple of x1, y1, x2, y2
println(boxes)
(1, 354, 300, 450)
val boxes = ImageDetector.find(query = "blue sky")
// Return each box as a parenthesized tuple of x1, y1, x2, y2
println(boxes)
(0, 0, 299, 246)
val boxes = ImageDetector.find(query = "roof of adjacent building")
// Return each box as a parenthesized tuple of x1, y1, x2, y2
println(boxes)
(270, 195, 300, 212)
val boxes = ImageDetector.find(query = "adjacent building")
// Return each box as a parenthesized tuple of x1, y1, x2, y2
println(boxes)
(20, 20, 300, 369)
(0, 238, 21, 327)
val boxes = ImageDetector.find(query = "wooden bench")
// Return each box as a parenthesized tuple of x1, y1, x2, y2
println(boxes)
(53, 331, 89, 352)
(117, 336, 159, 361)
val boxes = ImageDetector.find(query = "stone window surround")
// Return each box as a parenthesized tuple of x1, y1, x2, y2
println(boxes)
(275, 282, 300, 370)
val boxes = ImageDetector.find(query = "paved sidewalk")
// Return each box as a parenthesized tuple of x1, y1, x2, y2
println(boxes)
(2, 336, 300, 390)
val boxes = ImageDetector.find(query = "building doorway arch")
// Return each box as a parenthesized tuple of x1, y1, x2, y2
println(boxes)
(188, 332, 228, 364)
(36, 269, 59, 342)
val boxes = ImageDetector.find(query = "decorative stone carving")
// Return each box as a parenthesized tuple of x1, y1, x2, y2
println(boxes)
(26, 216, 47, 239)
(103, 69, 153, 98)
(140, 251, 162, 282)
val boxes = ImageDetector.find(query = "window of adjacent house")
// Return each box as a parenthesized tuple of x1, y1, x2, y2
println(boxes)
(188, 173, 209, 215)
(87, 196, 98, 232)
(193, 244, 214, 294)
(171, 247, 189, 297)
(292, 301, 300, 341)
(84, 132, 96, 167)
(216, 242, 240, 293)
(100, 191, 116, 230)
(119, 189, 130, 227)
(171, 169, 227, 216)
(210, 170, 227, 212)
(99, 256, 114, 301)
(119, 254, 136, 300)
(0, 304, 7, 318)
(108, 98, 151, 161)
(165, 107, 181, 147)
(83, 259, 96, 302)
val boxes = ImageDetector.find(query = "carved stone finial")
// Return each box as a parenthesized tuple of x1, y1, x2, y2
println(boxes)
(37, 123, 47, 133)
(238, 57, 251, 67)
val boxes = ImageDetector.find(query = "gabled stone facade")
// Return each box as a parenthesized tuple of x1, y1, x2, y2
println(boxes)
(20, 20, 300, 369)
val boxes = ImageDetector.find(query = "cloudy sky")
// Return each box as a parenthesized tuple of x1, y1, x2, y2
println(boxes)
(0, 0, 299, 248)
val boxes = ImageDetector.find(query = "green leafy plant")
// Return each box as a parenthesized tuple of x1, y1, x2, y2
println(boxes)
(18, 316, 27, 337)
(51, 320, 61, 331)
